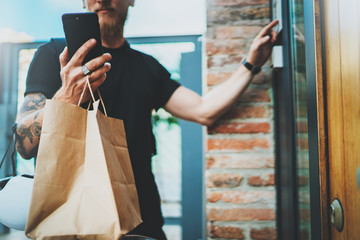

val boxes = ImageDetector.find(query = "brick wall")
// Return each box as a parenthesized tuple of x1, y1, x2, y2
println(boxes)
(205, 0, 276, 239)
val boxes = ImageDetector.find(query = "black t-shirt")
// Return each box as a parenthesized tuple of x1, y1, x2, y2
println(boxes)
(25, 38, 180, 230)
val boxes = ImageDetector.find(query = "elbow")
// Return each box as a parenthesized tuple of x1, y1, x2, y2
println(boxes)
(15, 145, 34, 160)
(202, 119, 215, 127)
(197, 115, 217, 127)
(15, 139, 36, 160)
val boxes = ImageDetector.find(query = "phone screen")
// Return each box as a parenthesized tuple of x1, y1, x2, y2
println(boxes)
(62, 12, 103, 64)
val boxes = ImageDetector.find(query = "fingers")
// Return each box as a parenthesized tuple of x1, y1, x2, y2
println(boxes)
(84, 53, 112, 73)
(270, 30, 278, 44)
(84, 53, 111, 84)
(90, 73, 107, 91)
(257, 35, 271, 46)
(76, 70, 107, 104)
(69, 38, 97, 65)
(87, 62, 111, 83)
(59, 47, 69, 69)
(257, 19, 279, 39)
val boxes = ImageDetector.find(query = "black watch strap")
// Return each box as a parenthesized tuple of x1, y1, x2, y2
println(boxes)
(241, 58, 261, 75)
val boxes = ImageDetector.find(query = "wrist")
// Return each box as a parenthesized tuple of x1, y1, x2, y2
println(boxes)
(241, 58, 261, 75)
(53, 89, 77, 105)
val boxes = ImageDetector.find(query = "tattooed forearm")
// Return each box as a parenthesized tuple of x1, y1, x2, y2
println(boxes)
(17, 93, 46, 119)
(17, 121, 41, 144)
(15, 133, 35, 160)
(15, 93, 46, 159)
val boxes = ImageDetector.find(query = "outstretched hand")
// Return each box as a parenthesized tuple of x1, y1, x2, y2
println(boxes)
(246, 19, 279, 67)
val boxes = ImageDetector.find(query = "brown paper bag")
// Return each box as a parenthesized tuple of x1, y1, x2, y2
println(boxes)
(25, 89, 142, 239)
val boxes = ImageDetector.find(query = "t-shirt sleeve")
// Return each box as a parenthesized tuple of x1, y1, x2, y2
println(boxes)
(25, 40, 63, 98)
(153, 62, 181, 111)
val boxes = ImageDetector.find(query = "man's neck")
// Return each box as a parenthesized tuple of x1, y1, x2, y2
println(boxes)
(102, 35, 126, 49)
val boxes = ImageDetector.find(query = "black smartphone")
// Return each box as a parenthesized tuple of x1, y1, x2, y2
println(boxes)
(62, 12, 103, 64)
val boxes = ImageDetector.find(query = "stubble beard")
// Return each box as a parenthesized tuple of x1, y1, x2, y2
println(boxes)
(99, 10, 128, 38)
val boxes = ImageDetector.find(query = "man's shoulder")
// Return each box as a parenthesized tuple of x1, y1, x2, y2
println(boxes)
(36, 38, 66, 56)
(128, 47, 163, 73)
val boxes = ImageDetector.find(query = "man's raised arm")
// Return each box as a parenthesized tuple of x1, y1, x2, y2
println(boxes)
(164, 20, 279, 126)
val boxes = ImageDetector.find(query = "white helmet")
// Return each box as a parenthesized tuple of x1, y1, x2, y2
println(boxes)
(0, 174, 33, 230)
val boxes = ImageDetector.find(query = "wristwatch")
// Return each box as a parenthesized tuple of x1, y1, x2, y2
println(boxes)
(241, 58, 261, 75)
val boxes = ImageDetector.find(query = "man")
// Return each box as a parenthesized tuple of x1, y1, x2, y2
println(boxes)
(15, 0, 278, 239)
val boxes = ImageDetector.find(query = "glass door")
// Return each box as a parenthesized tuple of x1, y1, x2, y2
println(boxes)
(129, 36, 204, 240)
(288, 0, 312, 238)
(273, 0, 322, 239)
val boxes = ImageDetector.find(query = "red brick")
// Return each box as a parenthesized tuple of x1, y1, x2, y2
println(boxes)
(209, 225, 245, 239)
(252, 71, 271, 84)
(207, 72, 233, 86)
(207, 138, 270, 152)
(242, 6, 270, 19)
(207, 71, 270, 86)
(299, 208, 311, 222)
(239, 88, 271, 102)
(206, 155, 274, 169)
(297, 138, 309, 151)
(207, 173, 243, 188)
(206, 86, 271, 102)
(207, 208, 275, 221)
(208, 192, 223, 202)
(250, 227, 276, 240)
(248, 174, 275, 186)
(223, 106, 271, 119)
(208, 190, 275, 204)
(296, 121, 308, 133)
(298, 175, 309, 187)
(207, 55, 243, 68)
(206, 40, 247, 56)
(208, 8, 270, 25)
(215, 26, 264, 39)
(208, 122, 271, 134)
(216, 0, 269, 7)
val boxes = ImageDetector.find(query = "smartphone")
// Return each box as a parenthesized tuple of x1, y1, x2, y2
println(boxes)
(62, 12, 103, 64)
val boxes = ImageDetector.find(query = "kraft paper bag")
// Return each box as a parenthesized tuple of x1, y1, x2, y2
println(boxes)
(25, 98, 142, 240)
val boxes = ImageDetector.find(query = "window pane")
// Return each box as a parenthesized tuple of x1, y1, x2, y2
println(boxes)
(289, 0, 312, 238)
(17, 49, 36, 175)
(131, 42, 195, 240)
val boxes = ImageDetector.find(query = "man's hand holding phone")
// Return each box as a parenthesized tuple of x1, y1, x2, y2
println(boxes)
(53, 39, 112, 105)
(53, 12, 111, 105)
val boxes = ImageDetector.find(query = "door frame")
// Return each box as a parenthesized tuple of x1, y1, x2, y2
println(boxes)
(273, 0, 328, 239)
(304, 0, 329, 239)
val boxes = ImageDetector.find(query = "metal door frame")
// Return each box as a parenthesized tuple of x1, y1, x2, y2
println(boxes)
(272, 0, 323, 239)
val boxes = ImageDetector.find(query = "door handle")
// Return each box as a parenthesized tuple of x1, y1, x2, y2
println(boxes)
(358, 168, 360, 189)
(330, 198, 344, 232)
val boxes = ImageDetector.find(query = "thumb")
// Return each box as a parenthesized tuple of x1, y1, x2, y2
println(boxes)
(258, 35, 271, 46)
